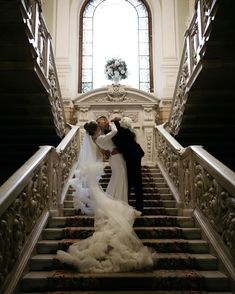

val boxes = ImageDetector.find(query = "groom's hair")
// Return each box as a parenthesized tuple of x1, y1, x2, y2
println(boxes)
(96, 115, 108, 121)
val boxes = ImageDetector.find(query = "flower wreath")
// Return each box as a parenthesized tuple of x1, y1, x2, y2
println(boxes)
(105, 58, 128, 81)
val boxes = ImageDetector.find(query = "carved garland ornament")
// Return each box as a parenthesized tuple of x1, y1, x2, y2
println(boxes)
(193, 161, 235, 258)
(168, 50, 189, 136)
(0, 161, 49, 288)
(157, 134, 179, 188)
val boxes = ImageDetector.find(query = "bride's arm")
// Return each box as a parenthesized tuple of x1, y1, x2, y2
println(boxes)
(97, 122, 117, 144)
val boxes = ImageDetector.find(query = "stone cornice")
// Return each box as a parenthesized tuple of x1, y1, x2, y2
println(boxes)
(73, 85, 159, 106)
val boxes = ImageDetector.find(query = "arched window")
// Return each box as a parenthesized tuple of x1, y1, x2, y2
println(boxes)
(79, 0, 153, 93)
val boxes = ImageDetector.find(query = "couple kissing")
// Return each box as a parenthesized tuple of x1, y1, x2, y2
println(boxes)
(85, 115, 145, 213)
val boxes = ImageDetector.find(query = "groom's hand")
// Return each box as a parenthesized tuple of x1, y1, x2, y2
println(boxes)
(111, 117, 121, 122)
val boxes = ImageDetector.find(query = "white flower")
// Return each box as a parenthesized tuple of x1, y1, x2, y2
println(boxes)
(120, 117, 133, 130)
(114, 71, 120, 77)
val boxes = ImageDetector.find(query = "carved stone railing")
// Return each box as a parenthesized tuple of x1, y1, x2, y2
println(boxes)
(156, 124, 235, 280)
(21, 0, 67, 137)
(0, 125, 79, 293)
(168, 0, 217, 135)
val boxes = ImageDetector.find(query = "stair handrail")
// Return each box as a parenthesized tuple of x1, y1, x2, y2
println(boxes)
(155, 123, 235, 280)
(0, 125, 80, 292)
(168, 0, 218, 136)
(0, 146, 52, 218)
(20, 0, 67, 138)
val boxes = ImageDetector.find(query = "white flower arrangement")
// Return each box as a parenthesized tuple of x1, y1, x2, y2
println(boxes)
(120, 116, 133, 130)
(105, 58, 128, 81)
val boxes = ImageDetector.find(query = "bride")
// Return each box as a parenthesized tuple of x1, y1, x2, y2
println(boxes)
(56, 120, 154, 273)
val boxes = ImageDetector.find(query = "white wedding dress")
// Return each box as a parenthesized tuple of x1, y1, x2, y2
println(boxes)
(56, 126, 154, 273)
(96, 122, 128, 203)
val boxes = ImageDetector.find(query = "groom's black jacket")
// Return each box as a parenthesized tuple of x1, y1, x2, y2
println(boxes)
(112, 121, 144, 161)
(112, 121, 144, 211)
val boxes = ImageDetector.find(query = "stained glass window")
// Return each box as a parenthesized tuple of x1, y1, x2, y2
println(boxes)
(80, 0, 153, 93)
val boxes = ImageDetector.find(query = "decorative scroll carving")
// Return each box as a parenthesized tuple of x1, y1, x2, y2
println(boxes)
(193, 161, 235, 257)
(0, 127, 80, 291)
(123, 112, 139, 123)
(48, 61, 67, 137)
(95, 85, 137, 103)
(156, 125, 235, 260)
(143, 107, 153, 121)
(156, 133, 179, 188)
(79, 107, 89, 122)
(168, 0, 216, 136)
(145, 130, 153, 163)
(106, 84, 127, 101)
(38, 22, 47, 72)
(0, 160, 49, 288)
(168, 50, 189, 136)
(182, 157, 192, 207)
(22, 0, 67, 138)
(59, 134, 79, 189)
(190, 22, 199, 68)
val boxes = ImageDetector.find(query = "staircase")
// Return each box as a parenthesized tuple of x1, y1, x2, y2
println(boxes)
(0, 0, 64, 185)
(170, 0, 235, 172)
(20, 165, 232, 293)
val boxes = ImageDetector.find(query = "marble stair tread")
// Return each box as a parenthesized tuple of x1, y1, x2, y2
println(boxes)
(20, 292, 234, 294)
(37, 238, 209, 254)
(47, 215, 195, 228)
(21, 270, 230, 292)
(30, 253, 218, 271)
(62, 207, 180, 216)
(100, 182, 169, 188)
(63, 199, 177, 208)
(65, 193, 175, 200)
(37, 238, 209, 253)
(42, 227, 201, 240)
(100, 178, 167, 182)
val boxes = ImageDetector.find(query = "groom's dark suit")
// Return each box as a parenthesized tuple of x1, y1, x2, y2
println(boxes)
(112, 121, 145, 213)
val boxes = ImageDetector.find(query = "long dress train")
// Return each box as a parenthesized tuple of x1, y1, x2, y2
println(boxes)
(57, 162, 154, 272)
(56, 130, 154, 272)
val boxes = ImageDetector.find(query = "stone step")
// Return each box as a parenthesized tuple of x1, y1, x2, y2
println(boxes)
(37, 239, 209, 254)
(102, 171, 163, 177)
(63, 199, 176, 209)
(99, 186, 171, 194)
(100, 174, 164, 180)
(100, 182, 169, 188)
(47, 215, 194, 228)
(42, 227, 201, 240)
(62, 207, 180, 216)
(99, 177, 166, 183)
(21, 270, 230, 292)
(65, 193, 174, 201)
(99, 181, 168, 188)
(29, 253, 218, 271)
(21, 290, 232, 294)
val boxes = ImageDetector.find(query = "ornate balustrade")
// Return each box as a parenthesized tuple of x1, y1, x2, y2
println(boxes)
(168, 0, 217, 135)
(156, 124, 235, 279)
(0, 126, 80, 292)
(21, 0, 67, 137)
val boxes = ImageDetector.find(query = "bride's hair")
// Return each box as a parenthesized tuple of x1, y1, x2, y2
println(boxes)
(84, 121, 98, 136)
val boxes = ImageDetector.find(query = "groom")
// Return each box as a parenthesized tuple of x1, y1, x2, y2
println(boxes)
(97, 116, 145, 213)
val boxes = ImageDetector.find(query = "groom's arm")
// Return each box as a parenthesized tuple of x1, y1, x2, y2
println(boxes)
(111, 117, 121, 129)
